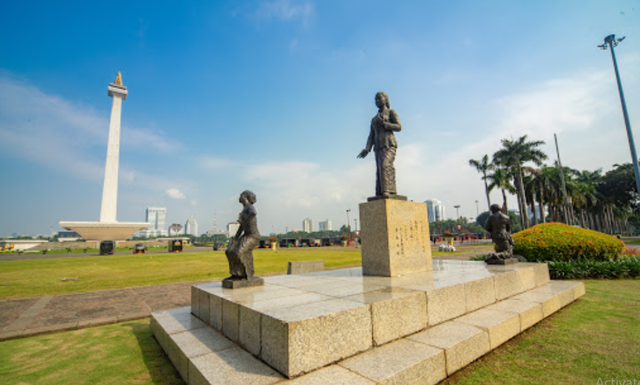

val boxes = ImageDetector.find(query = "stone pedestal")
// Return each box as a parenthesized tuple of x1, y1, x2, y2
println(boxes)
(153, 261, 585, 383)
(359, 199, 433, 277)
(222, 277, 264, 289)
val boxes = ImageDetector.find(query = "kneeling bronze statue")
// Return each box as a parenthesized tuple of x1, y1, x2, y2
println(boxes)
(484, 204, 519, 265)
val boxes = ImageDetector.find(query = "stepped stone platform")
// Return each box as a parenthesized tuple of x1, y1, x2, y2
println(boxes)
(151, 260, 584, 384)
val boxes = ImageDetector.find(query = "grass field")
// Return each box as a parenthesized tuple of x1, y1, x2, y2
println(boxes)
(0, 280, 637, 385)
(0, 248, 469, 300)
(0, 248, 367, 300)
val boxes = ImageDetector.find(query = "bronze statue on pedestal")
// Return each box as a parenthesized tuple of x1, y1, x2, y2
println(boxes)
(358, 92, 406, 201)
(223, 190, 264, 288)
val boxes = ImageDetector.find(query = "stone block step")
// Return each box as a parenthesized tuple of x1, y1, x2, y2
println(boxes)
(189, 261, 549, 377)
(151, 279, 584, 384)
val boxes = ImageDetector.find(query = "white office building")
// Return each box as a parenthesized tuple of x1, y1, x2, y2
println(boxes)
(425, 199, 446, 223)
(185, 216, 198, 236)
(227, 222, 240, 238)
(136, 207, 168, 237)
(302, 218, 313, 233)
(318, 220, 332, 231)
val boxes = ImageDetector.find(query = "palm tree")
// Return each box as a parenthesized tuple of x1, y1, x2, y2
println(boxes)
(493, 135, 548, 229)
(468, 154, 494, 212)
(574, 169, 602, 229)
(486, 167, 516, 214)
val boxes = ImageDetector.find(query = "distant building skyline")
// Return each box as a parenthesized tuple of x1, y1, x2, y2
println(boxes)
(425, 199, 446, 223)
(302, 218, 313, 233)
(137, 207, 168, 238)
(319, 220, 332, 231)
(185, 216, 198, 236)
(227, 222, 239, 238)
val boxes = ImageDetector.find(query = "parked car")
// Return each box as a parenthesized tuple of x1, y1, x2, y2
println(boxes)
(100, 240, 115, 255)
(133, 243, 146, 254)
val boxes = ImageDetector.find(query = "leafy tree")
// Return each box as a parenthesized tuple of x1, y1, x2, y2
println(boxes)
(476, 211, 490, 227)
(486, 167, 515, 213)
(493, 135, 547, 229)
(475, 210, 522, 233)
(598, 163, 638, 210)
(468, 154, 494, 212)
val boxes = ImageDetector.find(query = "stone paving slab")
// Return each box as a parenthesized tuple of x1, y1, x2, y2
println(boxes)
(0, 264, 364, 342)
(0, 280, 212, 341)
(0, 298, 38, 329)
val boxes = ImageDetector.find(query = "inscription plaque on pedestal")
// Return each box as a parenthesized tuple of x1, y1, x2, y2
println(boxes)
(359, 199, 433, 276)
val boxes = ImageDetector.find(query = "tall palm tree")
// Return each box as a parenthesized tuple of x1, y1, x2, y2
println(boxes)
(575, 169, 602, 230)
(486, 167, 516, 214)
(469, 154, 494, 212)
(493, 135, 548, 229)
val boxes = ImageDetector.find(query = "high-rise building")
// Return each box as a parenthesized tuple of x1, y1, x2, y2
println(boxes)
(318, 220, 332, 231)
(425, 199, 445, 223)
(135, 207, 168, 237)
(227, 222, 240, 238)
(185, 216, 198, 236)
(302, 218, 313, 233)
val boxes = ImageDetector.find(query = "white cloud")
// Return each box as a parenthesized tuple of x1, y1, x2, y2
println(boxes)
(0, 74, 181, 177)
(0, 74, 186, 191)
(200, 156, 235, 169)
(256, 0, 313, 23)
(166, 188, 186, 200)
(493, 70, 614, 139)
(123, 126, 178, 152)
(395, 68, 639, 221)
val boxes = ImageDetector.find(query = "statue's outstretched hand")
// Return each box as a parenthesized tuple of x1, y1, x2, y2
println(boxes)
(357, 149, 369, 159)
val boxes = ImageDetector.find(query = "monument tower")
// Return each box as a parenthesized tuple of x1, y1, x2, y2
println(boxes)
(59, 72, 149, 241)
(100, 72, 126, 223)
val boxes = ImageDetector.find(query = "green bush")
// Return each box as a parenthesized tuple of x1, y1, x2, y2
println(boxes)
(548, 257, 640, 279)
(513, 222, 624, 262)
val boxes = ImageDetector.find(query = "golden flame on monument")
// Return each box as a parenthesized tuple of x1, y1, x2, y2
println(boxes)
(114, 71, 123, 86)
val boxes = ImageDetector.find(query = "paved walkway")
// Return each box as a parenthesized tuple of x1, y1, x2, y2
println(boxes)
(0, 250, 489, 342)
(0, 279, 213, 341)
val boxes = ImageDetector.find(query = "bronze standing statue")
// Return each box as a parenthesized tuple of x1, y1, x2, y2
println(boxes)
(223, 190, 264, 288)
(484, 204, 518, 264)
(358, 92, 405, 200)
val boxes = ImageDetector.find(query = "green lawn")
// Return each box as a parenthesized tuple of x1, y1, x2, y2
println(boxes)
(0, 249, 364, 300)
(0, 280, 637, 385)
(443, 280, 640, 384)
(0, 319, 182, 385)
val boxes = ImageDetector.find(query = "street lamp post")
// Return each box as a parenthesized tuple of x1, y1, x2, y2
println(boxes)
(599, 34, 640, 197)
(454, 205, 461, 223)
(475, 200, 479, 218)
(346, 209, 351, 242)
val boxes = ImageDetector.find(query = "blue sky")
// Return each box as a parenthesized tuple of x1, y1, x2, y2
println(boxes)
(1, 0, 639, 236)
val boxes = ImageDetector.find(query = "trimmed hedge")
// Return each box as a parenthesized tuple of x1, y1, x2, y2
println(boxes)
(513, 222, 624, 262)
(548, 257, 640, 279)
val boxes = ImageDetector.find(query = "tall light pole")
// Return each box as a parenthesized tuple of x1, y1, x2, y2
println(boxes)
(554, 133, 572, 224)
(599, 35, 640, 196)
(474, 200, 479, 218)
(454, 205, 461, 240)
(346, 209, 351, 241)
